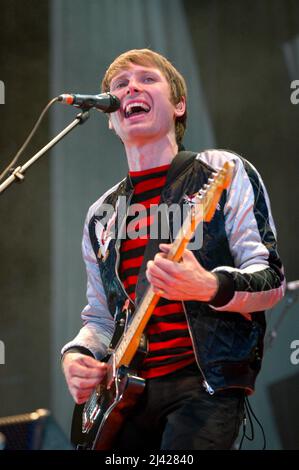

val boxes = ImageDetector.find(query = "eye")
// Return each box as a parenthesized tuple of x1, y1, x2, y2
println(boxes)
(143, 76, 155, 83)
(111, 80, 127, 90)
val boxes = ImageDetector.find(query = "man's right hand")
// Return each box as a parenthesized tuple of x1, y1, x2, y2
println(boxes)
(62, 352, 108, 404)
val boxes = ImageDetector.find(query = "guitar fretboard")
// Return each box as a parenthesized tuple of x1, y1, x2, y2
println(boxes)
(111, 205, 203, 368)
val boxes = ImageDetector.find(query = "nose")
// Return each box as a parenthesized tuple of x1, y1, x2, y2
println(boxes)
(127, 77, 140, 96)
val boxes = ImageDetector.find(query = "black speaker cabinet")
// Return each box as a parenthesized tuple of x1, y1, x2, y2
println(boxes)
(0, 409, 50, 450)
(268, 372, 299, 449)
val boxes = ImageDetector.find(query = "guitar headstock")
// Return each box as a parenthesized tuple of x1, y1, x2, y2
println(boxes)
(193, 161, 235, 223)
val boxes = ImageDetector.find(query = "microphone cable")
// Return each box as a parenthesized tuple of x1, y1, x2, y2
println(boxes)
(0, 96, 59, 182)
(238, 396, 266, 450)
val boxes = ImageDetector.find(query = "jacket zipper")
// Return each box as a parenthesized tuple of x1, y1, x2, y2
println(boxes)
(181, 301, 214, 395)
(165, 198, 214, 395)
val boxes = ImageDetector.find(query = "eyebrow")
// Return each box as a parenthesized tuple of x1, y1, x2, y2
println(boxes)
(110, 69, 161, 86)
(110, 72, 128, 85)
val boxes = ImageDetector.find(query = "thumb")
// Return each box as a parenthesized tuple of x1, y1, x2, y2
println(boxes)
(182, 249, 206, 271)
(159, 243, 171, 253)
(182, 248, 197, 261)
(79, 354, 102, 368)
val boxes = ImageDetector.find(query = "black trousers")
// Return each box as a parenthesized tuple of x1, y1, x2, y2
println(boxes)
(116, 363, 245, 450)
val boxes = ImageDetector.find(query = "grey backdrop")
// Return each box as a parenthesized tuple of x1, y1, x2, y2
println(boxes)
(0, 0, 298, 450)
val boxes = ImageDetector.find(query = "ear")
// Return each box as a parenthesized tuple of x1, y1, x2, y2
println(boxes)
(174, 97, 186, 118)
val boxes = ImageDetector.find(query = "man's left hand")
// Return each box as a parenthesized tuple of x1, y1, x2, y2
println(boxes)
(146, 243, 219, 302)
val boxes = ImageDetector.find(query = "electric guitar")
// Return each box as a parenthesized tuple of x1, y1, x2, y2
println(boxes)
(71, 160, 235, 450)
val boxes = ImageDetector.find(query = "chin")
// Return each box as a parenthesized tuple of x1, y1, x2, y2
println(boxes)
(125, 127, 160, 142)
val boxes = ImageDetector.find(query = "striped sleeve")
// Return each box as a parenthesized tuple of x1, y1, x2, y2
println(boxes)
(207, 151, 285, 313)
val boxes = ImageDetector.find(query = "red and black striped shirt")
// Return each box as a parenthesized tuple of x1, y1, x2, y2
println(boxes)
(119, 164, 196, 379)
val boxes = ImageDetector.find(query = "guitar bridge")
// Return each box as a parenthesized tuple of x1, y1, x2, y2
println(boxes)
(82, 404, 101, 433)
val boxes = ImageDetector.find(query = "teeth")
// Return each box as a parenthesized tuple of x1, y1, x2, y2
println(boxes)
(124, 101, 150, 117)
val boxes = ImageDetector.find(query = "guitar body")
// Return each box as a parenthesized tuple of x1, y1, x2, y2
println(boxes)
(71, 366, 145, 449)
(71, 306, 147, 450)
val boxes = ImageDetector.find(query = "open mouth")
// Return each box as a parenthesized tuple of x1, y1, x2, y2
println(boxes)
(124, 101, 151, 118)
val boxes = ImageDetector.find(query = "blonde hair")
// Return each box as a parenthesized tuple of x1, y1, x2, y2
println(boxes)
(101, 49, 187, 145)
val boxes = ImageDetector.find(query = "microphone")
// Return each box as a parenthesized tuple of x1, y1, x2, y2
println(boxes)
(57, 92, 120, 113)
(287, 280, 299, 291)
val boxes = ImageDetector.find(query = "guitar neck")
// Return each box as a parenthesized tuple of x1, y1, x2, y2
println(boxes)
(111, 206, 199, 369)
(107, 161, 234, 371)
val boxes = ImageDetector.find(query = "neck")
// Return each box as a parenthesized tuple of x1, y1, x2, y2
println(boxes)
(124, 135, 179, 171)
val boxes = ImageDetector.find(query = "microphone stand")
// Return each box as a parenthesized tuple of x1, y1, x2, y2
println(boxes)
(0, 110, 90, 195)
(264, 286, 299, 351)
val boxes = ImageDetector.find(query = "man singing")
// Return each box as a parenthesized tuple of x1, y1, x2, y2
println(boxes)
(62, 49, 285, 450)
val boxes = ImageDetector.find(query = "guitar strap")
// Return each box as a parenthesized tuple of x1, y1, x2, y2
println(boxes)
(164, 150, 198, 186)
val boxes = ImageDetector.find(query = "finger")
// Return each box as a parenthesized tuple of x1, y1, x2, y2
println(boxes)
(159, 243, 172, 253)
(73, 390, 93, 404)
(69, 362, 108, 379)
(146, 260, 161, 283)
(71, 376, 103, 390)
(78, 355, 105, 368)
(152, 285, 171, 299)
(151, 283, 165, 295)
(76, 397, 89, 405)
(182, 248, 200, 263)
(154, 257, 182, 277)
(153, 252, 167, 263)
(149, 274, 167, 291)
(147, 261, 175, 284)
(181, 247, 193, 258)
